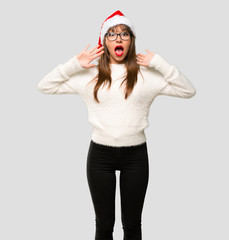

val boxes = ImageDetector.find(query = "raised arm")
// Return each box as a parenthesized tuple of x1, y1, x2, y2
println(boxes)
(37, 44, 104, 94)
(137, 51, 196, 98)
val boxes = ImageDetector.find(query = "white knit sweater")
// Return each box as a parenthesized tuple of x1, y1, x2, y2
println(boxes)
(37, 53, 196, 147)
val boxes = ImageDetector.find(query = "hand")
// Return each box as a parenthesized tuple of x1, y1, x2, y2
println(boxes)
(136, 49, 155, 67)
(76, 44, 104, 68)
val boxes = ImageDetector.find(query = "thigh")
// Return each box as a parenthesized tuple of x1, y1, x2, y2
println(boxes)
(119, 143, 149, 219)
(86, 141, 117, 219)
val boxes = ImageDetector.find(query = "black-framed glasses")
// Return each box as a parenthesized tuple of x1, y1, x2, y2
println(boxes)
(105, 31, 131, 41)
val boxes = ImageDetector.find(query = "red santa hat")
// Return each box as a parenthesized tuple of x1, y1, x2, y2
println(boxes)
(98, 10, 135, 47)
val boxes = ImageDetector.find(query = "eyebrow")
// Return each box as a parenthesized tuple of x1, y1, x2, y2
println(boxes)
(109, 30, 128, 33)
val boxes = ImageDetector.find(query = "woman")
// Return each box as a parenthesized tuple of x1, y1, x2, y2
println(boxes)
(37, 10, 196, 240)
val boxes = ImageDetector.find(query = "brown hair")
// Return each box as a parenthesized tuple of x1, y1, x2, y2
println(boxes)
(89, 24, 142, 103)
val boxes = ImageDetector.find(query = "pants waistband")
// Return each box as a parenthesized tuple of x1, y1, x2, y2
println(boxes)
(91, 139, 147, 149)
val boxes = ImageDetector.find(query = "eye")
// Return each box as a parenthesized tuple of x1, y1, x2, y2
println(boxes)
(122, 32, 129, 36)
(108, 32, 116, 37)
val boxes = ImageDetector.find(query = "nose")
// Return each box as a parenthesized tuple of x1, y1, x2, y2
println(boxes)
(116, 34, 123, 42)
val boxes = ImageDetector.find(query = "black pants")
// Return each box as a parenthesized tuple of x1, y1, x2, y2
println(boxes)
(86, 140, 149, 240)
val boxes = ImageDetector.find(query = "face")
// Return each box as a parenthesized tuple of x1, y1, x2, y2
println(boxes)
(105, 25, 131, 64)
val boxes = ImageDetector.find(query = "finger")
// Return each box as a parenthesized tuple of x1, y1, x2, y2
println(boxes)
(137, 57, 144, 63)
(145, 49, 151, 54)
(98, 45, 104, 50)
(89, 44, 101, 53)
(137, 61, 146, 67)
(137, 56, 144, 60)
(93, 46, 105, 54)
(138, 53, 146, 57)
(84, 44, 91, 51)
(87, 63, 96, 68)
(92, 50, 105, 59)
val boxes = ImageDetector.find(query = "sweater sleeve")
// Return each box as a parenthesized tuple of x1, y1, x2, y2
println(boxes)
(149, 54, 196, 98)
(37, 55, 89, 94)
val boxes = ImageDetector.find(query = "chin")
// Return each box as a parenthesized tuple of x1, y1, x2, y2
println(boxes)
(116, 58, 125, 62)
(112, 55, 126, 63)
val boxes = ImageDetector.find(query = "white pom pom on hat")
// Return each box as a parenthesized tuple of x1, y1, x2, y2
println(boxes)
(98, 10, 135, 48)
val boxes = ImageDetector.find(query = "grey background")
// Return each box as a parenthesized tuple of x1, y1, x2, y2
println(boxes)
(0, 0, 228, 239)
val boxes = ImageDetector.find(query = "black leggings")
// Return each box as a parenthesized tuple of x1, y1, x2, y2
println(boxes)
(86, 140, 149, 240)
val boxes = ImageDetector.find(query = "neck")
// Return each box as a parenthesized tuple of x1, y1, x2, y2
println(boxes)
(110, 62, 125, 65)
(109, 58, 126, 65)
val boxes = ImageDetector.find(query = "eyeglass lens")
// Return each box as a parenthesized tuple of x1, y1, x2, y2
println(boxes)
(106, 32, 130, 41)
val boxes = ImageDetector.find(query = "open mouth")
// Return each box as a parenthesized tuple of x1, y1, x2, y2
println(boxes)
(114, 45, 124, 56)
